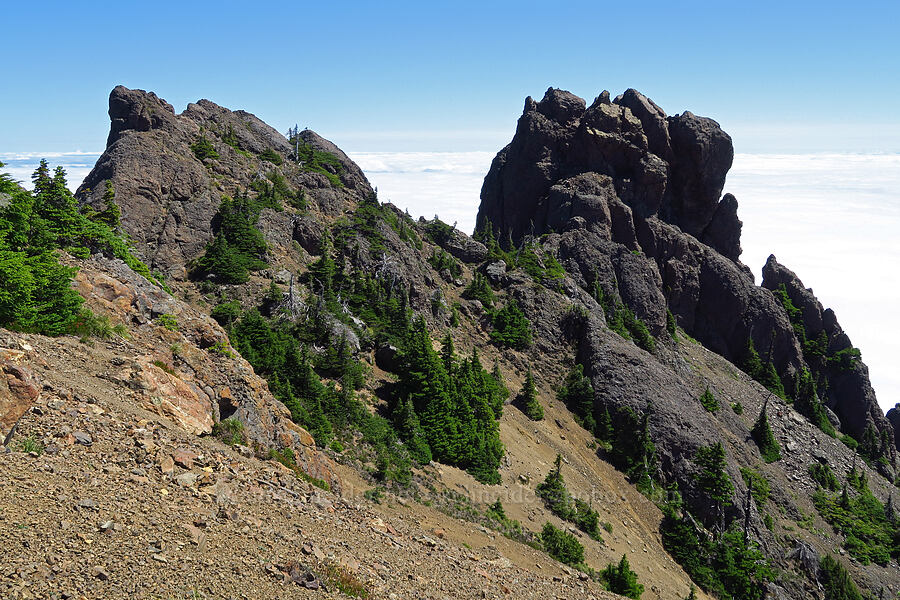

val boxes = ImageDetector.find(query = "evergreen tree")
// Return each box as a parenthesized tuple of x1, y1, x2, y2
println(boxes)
(536, 454, 570, 515)
(490, 300, 532, 349)
(95, 180, 121, 228)
(192, 195, 267, 283)
(741, 337, 763, 379)
(541, 522, 584, 566)
(519, 368, 544, 421)
(819, 555, 863, 600)
(694, 442, 734, 530)
(596, 404, 614, 444)
(309, 229, 336, 299)
(557, 364, 595, 432)
(751, 402, 782, 463)
(759, 360, 786, 399)
(699, 386, 719, 413)
(602, 554, 644, 600)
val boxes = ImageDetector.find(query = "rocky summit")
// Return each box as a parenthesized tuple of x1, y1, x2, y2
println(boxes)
(2, 86, 898, 600)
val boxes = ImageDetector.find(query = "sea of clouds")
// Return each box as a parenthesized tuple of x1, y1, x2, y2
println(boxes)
(3, 150, 897, 413)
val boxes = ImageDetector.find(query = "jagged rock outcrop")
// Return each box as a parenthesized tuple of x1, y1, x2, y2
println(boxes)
(762, 255, 895, 454)
(478, 87, 802, 379)
(478, 87, 737, 258)
(77, 86, 372, 279)
(0, 348, 42, 444)
(70, 255, 340, 491)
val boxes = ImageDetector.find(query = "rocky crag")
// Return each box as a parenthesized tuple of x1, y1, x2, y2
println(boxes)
(2, 86, 898, 599)
(477, 88, 894, 466)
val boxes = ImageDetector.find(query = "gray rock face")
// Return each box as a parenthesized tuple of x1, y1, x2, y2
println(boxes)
(477, 87, 891, 465)
(77, 86, 373, 279)
(762, 255, 894, 454)
(478, 86, 737, 259)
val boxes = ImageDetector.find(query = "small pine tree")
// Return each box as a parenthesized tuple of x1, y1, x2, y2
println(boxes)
(557, 364, 595, 432)
(759, 360, 786, 399)
(694, 442, 734, 530)
(751, 402, 782, 463)
(596, 404, 614, 444)
(541, 522, 584, 566)
(602, 554, 644, 599)
(685, 585, 698, 600)
(519, 368, 544, 421)
(536, 454, 569, 516)
(699, 386, 719, 413)
(741, 337, 763, 379)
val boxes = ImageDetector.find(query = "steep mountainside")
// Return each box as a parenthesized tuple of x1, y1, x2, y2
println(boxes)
(2, 86, 898, 600)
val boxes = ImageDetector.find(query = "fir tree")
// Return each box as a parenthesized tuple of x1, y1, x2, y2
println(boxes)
(557, 364, 595, 432)
(751, 402, 782, 463)
(741, 337, 763, 379)
(699, 386, 719, 413)
(490, 299, 532, 349)
(694, 442, 734, 531)
(602, 554, 644, 600)
(519, 368, 543, 421)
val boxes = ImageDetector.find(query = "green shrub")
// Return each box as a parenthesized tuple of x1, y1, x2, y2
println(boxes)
(809, 462, 840, 491)
(258, 149, 283, 165)
(731, 402, 744, 415)
(212, 418, 245, 446)
(291, 140, 344, 187)
(18, 436, 44, 455)
(155, 313, 178, 331)
(211, 300, 242, 327)
(601, 554, 643, 599)
(740, 467, 770, 506)
(541, 522, 584, 566)
(751, 403, 781, 463)
(191, 136, 219, 160)
(490, 300, 532, 349)
(812, 473, 897, 566)
(558, 364, 595, 431)
(428, 248, 461, 278)
(699, 386, 719, 413)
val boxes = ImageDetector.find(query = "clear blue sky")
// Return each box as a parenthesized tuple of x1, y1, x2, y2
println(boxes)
(3, 0, 899, 154)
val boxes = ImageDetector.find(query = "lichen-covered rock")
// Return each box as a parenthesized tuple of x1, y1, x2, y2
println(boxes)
(77, 86, 373, 279)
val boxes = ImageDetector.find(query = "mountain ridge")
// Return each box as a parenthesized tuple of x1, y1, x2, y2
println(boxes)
(2, 85, 898, 600)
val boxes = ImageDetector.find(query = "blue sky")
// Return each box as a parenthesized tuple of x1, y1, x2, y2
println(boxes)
(3, 0, 900, 153)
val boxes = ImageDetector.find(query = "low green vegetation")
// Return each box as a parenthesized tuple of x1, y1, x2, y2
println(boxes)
(518, 368, 544, 421)
(428, 248, 461, 278)
(591, 279, 655, 353)
(156, 313, 178, 331)
(257, 149, 283, 165)
(740, 467, 770, 506)
(289, 136, 344, 187)
(699, 386, 719, 413)
(536, 455, 604, 541)
(541, 522, 584, 566)
(212, 418, 245, 447)
(812, 467, 899, 566)
(191, 195, 268, 284)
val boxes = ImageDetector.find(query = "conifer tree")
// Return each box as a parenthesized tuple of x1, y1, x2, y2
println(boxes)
(519, 368, 544, 421)
(751, 401, 782, 463)
(557, 364, 595, 432)
(741, 337, 763, 379)
(699, 386, 719, 412)
(694, 442, 734, 531)
(602, 554, 644, 600)
(596, 404, 614, 444)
